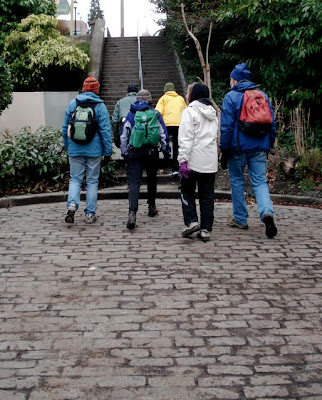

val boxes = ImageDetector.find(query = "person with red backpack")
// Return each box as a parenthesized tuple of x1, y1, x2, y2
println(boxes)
(220, 63, 278, 238)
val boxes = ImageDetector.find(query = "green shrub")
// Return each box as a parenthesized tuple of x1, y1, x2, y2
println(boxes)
(297, 147, 322, 183)
(0, 126, 68, 195)
(0, 126, 118, 196)
(0, 56, 13, 114)
(3, 14, 90, 91)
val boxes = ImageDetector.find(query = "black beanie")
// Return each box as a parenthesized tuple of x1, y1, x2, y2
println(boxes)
(127, 83, 139, 93)
(189, 83, 210, 105)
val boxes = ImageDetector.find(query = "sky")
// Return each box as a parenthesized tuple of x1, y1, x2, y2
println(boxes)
(60, 0, 165, 37)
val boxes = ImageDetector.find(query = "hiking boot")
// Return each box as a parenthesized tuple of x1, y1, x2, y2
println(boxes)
(227, 216, 248, 229)
(197, 229, 210, 242)
(263, 213, 277, 238)
(127, 211, 136, 230)
(182, 222, 200, 238)
(148, 206, 158, 217)
(65, 203, 76, 223)
(85, 214, 97, 224)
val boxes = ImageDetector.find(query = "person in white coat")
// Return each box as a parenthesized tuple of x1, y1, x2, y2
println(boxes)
(178, 82, 219, 242)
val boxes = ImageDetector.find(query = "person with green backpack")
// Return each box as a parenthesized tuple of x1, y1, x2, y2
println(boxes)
(62, 76, 112, 224)
(120, 89, 171, 230)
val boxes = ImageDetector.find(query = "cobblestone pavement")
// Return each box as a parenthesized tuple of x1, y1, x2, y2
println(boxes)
(0, 199, 321, 400)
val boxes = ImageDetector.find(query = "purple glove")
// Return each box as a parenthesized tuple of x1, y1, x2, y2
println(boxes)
(180, 161, 192, 179)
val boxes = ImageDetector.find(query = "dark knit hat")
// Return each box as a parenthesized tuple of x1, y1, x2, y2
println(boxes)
(189, 82, 210, 104)
(164, 82, 176, 92)
(82, 76, 100, 94)
(230, 63, 251, 81)
(137, 89, 152, 102)
(127, 83, 139, 93)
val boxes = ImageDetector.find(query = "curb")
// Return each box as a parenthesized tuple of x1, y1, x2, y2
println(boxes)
(0, 186, 321, 209)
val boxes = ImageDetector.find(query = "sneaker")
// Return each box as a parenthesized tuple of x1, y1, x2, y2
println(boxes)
(182, 222, 200, 238)
(127, 211, 136, 230)
(65, 203, 76, 223)
(263, 214, 277, 238)
(170, 171, 179, 176)
(85, 214, 97, 224)
(227, 216, 248, 229)
(197, 229, 210, 242)
(148, 206, 158, 217)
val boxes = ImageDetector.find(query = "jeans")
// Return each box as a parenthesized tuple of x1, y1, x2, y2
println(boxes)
(228, 151, 274, 224)
(67, 156, 102, 215)
(167, 126, 179, 172)
(180, 172, 216, 231)
(127, 147, 159, 213)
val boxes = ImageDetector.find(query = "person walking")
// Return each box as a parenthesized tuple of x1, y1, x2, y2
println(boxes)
(120, 89, 171, 230)
(220, 63, 277, 238)
(155, 82, 186, 176)
(178, 82, 219, 242)
(111, 83, 138, 148)
(62, 76, 112, 224)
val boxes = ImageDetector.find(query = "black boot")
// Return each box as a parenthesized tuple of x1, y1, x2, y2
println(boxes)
(127, 211, 136, 230)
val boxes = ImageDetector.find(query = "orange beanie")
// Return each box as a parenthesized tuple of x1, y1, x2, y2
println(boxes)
(82, 76, 100, 94)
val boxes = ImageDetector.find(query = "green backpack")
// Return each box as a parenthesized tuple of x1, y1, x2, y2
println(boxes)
(69, 100, 98, 144)
(130, 109, 160, 148)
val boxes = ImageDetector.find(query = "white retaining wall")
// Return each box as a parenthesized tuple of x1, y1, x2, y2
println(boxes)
(0, 91, 78, 134)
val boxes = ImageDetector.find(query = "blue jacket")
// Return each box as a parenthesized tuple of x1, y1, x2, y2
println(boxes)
(120, 100, 171, 157)
(220, 81, 276, 153)
(62, 92, 113, 157)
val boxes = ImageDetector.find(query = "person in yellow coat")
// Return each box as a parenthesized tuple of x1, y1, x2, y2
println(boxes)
(156, 82, 187, 176)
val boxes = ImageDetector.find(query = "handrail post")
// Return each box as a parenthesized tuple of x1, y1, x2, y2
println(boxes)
(137, 25, 143, 90)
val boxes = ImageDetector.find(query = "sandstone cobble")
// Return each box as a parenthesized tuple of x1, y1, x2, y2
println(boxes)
(0, 199, 321, 399)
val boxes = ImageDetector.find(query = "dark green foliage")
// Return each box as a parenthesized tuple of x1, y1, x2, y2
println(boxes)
(0, 0, 56, 51)
(0, 127, 68, 196)
(3, 14, 89, 91)
(88, 0, 104, 25)
(0, 55, 13, 115)
(0, 126, 117, 196)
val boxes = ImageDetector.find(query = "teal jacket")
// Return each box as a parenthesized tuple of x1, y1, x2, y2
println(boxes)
(62, 92, 112, 157)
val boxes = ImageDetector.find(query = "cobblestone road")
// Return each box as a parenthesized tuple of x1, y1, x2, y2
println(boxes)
(0, 199, 321, 400)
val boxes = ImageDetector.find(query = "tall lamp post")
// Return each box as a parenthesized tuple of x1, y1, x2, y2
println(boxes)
(121, 0, 124, 37)
(74, 0, 78, 35)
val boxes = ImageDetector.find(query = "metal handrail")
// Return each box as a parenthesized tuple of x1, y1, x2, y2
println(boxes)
(137, 32, 144, 90)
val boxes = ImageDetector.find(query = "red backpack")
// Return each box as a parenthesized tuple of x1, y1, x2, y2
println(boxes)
(238, 90, 272, 137)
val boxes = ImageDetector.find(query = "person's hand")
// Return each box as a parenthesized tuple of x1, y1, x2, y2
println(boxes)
(220, 151, 228, 170)
(180, 161, 192, 179)
(114, 137, 120, 149)
(103, 155, 111, 165)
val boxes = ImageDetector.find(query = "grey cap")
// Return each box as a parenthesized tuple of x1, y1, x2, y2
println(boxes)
(137, 89, 152, 102)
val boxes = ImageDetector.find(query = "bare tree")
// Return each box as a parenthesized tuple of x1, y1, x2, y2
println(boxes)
(180, 3, 220, 114)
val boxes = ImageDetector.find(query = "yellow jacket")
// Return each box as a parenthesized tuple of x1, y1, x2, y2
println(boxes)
(155, 91, 187, 126)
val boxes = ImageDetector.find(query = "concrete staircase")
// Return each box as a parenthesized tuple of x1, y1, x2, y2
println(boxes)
(99, 36, 185, 113)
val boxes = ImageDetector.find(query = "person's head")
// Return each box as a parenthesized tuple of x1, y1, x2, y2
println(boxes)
(186, 82, 210, 104)
(164, 82, 176, 93)
(82, 76, 100, 94)
(127, 83, 139, 93)
(230, 63, 251, 88)
(136, 89, 152, 104)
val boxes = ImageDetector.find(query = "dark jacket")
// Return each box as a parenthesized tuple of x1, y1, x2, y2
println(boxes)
(120, 100, 170, 158)
(220, 81, 276, 153)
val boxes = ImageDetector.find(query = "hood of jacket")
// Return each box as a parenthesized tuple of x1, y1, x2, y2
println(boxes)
(189, 100, 217, 121)
(164, 91, 179, 97)
(130, 100, 150, 113)
(231, 80, 258, 93)
(76, 92, 105, 104)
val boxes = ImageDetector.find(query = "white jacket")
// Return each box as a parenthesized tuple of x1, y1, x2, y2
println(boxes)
(178, 100, 219, 173)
